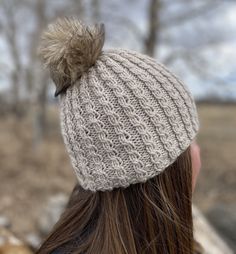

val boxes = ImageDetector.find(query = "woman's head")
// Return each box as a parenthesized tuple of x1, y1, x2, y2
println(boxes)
(38, 18, 201, 254)
(39, 17, 199, 192)
(37, 144, 202, 254)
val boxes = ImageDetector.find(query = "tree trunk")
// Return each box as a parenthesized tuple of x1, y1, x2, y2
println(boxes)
(33, 74, 49, 149)
(144, 0, 161, 57)
(30, 0, 49, 147)
(3, 0, 22, 116)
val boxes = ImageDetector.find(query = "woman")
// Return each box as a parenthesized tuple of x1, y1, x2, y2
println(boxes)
(37, 17, 202, 254)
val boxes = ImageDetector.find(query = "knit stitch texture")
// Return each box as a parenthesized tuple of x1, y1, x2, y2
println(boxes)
(40, 18, 199, 192)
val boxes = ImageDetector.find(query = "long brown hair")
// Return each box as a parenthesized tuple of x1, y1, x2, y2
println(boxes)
(37, 146, 200, 254)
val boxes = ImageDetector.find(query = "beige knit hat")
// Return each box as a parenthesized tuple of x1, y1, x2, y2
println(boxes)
(39, 18, 199, 192)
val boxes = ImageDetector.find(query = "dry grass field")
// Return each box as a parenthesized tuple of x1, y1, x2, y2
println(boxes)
(194, 103, 236, 249)
(194, 103, 236, 208)
(0, 103, 235, 247)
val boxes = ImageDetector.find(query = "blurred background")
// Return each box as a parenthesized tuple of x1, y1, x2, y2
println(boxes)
(0, 0, 235, 253)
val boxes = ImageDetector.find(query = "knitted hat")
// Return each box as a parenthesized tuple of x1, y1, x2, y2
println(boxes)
(39, 18, 199, 192)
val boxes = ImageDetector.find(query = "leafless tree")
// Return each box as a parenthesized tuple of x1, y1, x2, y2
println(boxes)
(0, 0, 23, 116)
(144, 0, 160, 56)
(144, 0, 232, 83)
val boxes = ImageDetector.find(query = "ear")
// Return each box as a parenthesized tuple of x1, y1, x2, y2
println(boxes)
(191, 141, 201, 191)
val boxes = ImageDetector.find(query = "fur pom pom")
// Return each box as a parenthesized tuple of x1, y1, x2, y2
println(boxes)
(39, 17, 105, 96)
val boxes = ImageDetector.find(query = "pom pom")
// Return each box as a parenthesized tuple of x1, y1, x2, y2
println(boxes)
(39, 17, 105, 96)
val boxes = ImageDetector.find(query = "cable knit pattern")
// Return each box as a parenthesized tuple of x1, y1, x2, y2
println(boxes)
(58, 48, 199, 192)
(39, 18, 199, 191)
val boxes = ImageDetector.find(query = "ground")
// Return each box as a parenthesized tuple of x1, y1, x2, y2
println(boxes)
(0, 103, 235, 249)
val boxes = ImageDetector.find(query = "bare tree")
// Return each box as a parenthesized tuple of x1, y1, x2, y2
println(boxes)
(144, 0, 160, 56)
(144, 0, 224, 58)
(30, 0, 49, 145)
(143, 0, 233, 85)
(0, 0, 22, 116)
